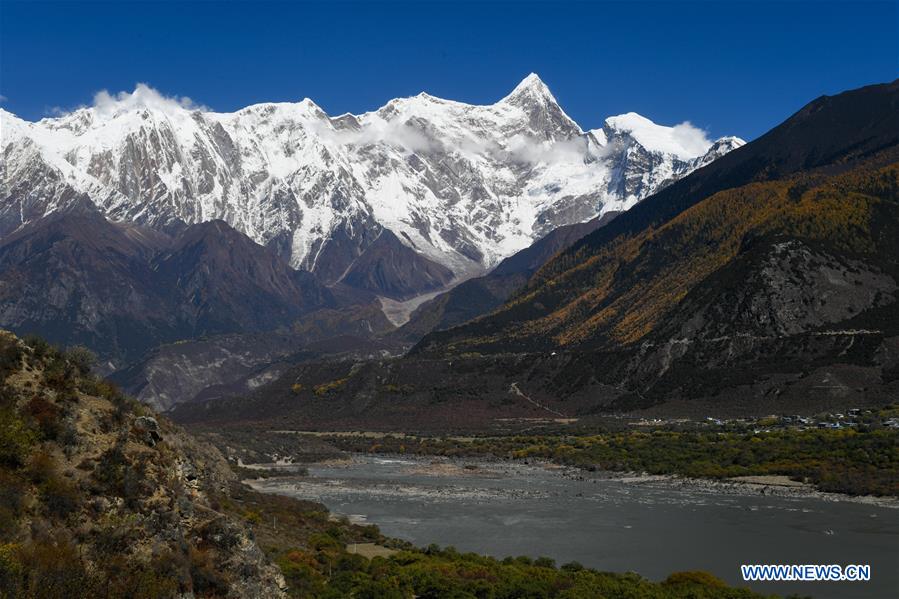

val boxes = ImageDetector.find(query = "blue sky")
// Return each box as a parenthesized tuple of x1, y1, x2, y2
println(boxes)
(1, 1, 896, 140)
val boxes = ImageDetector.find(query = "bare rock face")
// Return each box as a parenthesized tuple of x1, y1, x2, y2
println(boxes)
(339, 229, 454, 300)
(0, 208, 180, 368)
(668, 238, 897, 340)
(151, 219, 336, 333)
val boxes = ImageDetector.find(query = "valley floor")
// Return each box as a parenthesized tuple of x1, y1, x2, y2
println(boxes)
(241, 453, 899, 599)
(201, 405, 899, 499)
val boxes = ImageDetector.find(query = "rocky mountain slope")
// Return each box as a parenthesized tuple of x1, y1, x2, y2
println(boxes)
(1, 75, 742, 299)
(0, 331, 285, 596)
(114, 210, 623, 411)
(0, 208, 339, 369)
(391, 211, 619, 341)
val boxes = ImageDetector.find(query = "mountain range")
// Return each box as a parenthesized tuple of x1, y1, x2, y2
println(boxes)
(0, 75, 743, 387)
(1, 74, 741, 300)
(171, 80, 899, 430)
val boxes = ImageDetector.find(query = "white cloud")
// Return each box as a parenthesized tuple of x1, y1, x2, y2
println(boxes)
(504, 135, 592, 165)
(669, 121, 713, 157)
(604, 113, 713, 159)
(312, 117, 437, 154)
(91, 83, 208, 116)
(0, 94, 7, 103)
(46, 83, 208, 118)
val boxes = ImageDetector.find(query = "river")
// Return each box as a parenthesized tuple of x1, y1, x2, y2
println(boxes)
(249, 454, 898, 598)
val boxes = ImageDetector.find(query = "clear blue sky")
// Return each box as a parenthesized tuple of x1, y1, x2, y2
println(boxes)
(1, 1, 896, 140)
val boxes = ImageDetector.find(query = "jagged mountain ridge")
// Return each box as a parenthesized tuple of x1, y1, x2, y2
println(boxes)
(1, 75, 743, 298)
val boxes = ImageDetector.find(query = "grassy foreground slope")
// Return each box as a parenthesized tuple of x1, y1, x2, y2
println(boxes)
(0, 331, 285, 597)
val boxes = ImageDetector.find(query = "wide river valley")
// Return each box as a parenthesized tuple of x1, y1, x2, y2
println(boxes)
(251, 454, 898, 598)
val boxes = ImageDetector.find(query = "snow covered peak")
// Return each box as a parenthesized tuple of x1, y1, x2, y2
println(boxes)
(710, 135, 745, 150)
(690, 135, 746, 169)
(602, 112, 716, 160)
(508, 73, 550, 94)
(500, 73, 556, 106)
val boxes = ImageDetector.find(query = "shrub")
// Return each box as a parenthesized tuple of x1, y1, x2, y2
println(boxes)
(92, 444, 127, 491)
(243, 509, 263, 525)
(0, 384, 16, 410)
(663, 570, 729, 588)
(198, 517, 241, 550)
(27, 449, 57, 484)
(309, 532, 342, 554)
(278, 550, 325, 596)
(0, 408, 35, 467)
(361, 524, 380, 541)
(0, 542, 23, 598)
(59, 423, 79, 451)
(0, 338, 22, 379)
(25, 395, 62, 440)
(92, 517, 136, 556)
(313, 378, 348, 396)
(42, 476, 80, 520)
(42, 355, 76, 395)
(15, 537, 101, 598)
(189, 547, 230, 596)
(22, 335, 51, 360)
(98, 552, 183, 599)
(0, 471, 26, 539)
(64, 346, 95, 376)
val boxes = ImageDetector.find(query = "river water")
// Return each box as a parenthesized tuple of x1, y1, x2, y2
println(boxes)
(250, 454, 898, 599)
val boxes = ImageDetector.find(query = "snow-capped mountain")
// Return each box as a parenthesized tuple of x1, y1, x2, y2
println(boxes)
(0, 74, 744, 298)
